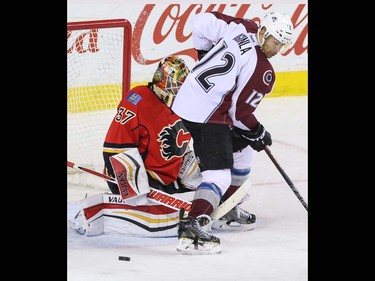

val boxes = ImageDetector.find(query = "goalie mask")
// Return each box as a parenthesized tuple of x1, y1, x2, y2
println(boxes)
(152, 56, 190, 108)
(258, 11, 294, 54)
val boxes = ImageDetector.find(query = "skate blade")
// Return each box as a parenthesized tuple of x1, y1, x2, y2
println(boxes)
(211, 219, 255, 232)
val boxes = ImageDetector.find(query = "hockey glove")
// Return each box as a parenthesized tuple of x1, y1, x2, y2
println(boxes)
(232, 124, 272, 152)
(232, 127, 252, 152)
(178, 148, 201, 190)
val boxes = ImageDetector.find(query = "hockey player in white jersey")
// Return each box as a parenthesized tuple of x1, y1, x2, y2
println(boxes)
(172, 11, 294, 254)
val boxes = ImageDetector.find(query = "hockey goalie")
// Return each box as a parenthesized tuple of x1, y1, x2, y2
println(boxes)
(71, 56, 200, 237)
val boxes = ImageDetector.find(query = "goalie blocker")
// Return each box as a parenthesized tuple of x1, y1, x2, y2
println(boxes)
(109, 148, 150, 205)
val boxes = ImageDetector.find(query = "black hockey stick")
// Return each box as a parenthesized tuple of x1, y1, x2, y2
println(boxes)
(264, 146, 308, 212)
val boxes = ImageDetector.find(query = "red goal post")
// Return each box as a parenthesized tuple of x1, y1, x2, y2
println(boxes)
(67, 19, 132, 187)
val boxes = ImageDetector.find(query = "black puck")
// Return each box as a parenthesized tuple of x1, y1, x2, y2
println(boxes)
(118, 256, 131, 261)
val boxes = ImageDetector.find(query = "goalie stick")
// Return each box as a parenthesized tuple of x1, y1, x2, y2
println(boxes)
(67, 161, 192, 212)
(67, 160, 244, 219)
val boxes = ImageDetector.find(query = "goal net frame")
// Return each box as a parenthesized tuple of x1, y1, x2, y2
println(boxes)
(67, 18, 132, 188)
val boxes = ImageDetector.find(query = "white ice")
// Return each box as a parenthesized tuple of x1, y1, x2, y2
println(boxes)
(67, 96, 308, 281)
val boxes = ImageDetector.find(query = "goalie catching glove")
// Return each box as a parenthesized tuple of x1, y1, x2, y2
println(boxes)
(178, 148, 201, 190)
(232, 124, 272, 152)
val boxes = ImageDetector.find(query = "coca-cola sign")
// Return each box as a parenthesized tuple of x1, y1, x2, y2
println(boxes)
(68, 3, 307, 75)
(132, 3, 307, 65)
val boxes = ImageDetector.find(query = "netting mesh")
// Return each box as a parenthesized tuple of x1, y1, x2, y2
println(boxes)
(67, 20, 130, 178)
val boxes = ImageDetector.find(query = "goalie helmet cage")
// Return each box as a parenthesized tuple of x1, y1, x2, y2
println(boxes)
(67, 19, 132, 187)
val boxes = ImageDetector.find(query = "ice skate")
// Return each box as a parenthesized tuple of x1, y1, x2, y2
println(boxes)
(212, 204, 256, 231)
(176, 209, 221, 255)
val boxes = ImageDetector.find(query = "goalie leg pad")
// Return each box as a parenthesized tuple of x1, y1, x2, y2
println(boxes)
(103, 193, 182, 237)
(71, 209, 105, 236)
(71, 193, 104, 236)
(72, 193, 182, 237)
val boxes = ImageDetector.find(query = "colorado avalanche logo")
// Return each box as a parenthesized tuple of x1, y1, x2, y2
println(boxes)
(158, 120, 190, 160)
(263, 70, 273, 86)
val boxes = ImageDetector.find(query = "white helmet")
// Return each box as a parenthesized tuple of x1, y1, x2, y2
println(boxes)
(152, 56, 190, 108)
(259, 11, 293, 53)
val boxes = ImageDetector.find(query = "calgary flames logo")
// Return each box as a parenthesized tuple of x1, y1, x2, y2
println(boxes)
(158, 120, 190, 160)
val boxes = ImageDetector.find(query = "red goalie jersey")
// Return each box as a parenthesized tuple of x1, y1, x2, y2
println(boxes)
(103, 85, 191, 188)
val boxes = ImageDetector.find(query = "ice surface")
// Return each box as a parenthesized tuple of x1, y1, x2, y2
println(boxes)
(67, 96, 308, 281)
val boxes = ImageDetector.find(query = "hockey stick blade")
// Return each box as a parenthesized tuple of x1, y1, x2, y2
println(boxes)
(210, 184, 248, 220)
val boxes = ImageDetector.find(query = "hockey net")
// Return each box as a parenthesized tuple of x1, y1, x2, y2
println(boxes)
(67, 19, 132, 188)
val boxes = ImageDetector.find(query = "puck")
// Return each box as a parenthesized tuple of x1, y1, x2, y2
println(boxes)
(118, 256, 131, 261)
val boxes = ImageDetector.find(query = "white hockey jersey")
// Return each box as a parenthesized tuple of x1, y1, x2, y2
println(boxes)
(172, 12, 276, 131)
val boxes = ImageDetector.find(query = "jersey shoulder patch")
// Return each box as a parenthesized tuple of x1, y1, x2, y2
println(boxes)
(126, 92, 143, 105)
